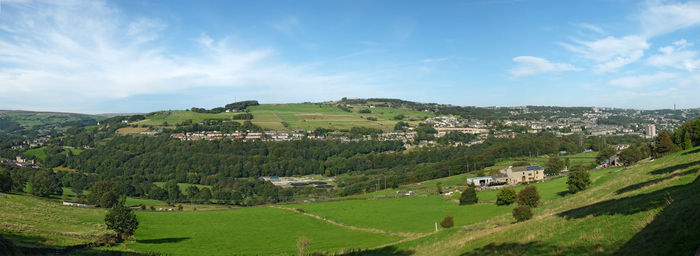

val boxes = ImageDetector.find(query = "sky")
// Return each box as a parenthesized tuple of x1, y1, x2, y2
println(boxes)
(1, 0, 700, 113)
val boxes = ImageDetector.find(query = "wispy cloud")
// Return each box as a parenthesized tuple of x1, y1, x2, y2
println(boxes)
(560, 35, 649, 73)
(608, 72, 677, 89)
(0, 0, 375, 112)
(639, 1, 700, 37)
(509, 56, 581, 76)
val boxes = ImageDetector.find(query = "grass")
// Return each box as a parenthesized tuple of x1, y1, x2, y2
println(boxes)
(376, 146, 700, 256)
(23, 147, 47, 161)
(282, 196, 514, 234)
(0, 192, 106, 248)
(103, 207, 402, 255)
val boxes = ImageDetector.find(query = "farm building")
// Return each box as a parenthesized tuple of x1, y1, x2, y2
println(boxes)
(505, 165, 545, 184)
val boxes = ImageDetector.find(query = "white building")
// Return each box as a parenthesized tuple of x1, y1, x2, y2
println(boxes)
(646, 124, 656, 138)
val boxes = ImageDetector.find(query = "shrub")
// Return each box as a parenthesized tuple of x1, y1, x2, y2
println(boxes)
(512, 206, 533, 222)
(460, 187, 478, 205)
(517, 185, 540, 208)
(92, 233, 120, 247)
(567, 166, 591, 193)
(297, 236, 311, 256)
(177, 204, 183, 211)
(496, 187, 517, 205)
(440, 216, 454, 228)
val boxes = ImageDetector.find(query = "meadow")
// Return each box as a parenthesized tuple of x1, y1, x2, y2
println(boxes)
(106, 206, 403, 255)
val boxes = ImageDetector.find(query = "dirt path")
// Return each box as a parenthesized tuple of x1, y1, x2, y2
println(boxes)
(269, 206, 422, 238)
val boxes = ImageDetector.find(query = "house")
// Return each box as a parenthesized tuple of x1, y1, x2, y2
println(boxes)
(466, 176, 493, 187)
(505, 165, 545, 184)
(492, 173, 509, 185)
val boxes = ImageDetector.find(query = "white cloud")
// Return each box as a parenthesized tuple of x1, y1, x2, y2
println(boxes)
(560, 35, 649, 73)
(608, 72, 677, 89)
(647, 39, 700, 72)
(422, 57, 449, 63)
(509, 56, 581, 76)
(640, 1, 700, 37)
(578, 23, 605, 35)
(0, 0, 375, 112)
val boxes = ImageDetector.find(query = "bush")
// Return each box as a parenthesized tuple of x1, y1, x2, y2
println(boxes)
(496, 187, 517, 205)
(92, 233, 120, 247)
(440, 215, 454, 228)
(567, 166, 591, 193)
(517, 185, 540, 208)
(512, 206, 533, 222)
(460, 187, 478, 205)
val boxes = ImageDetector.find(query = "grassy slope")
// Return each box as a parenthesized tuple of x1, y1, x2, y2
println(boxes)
(0, 193, 106, 247)
(380, 147, 700, 256)
(105, 207, 402, 255)
(23, 147, 47, 161)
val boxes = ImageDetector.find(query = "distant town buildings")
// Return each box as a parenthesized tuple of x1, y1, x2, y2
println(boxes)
(646, 124, 656, 139)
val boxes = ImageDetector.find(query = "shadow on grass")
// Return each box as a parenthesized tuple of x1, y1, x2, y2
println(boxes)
(335, 246, 414, 256)
(460, 241, 606, 256)
(616, 168, 699, 194)
(136, 237, 190, 244)
(649, 160, 700, 175)
(556, 190, 572, 197)
(681, 147, 700, 155)
(615, 175, 700, 256)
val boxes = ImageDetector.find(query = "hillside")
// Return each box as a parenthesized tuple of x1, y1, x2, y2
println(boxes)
(130, 101, 433, 131)
(1, 147, 698, 255)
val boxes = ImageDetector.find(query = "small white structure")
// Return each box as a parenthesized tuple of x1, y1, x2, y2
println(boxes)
(62, 201, 90, 207)
(467, 176, 493, 187)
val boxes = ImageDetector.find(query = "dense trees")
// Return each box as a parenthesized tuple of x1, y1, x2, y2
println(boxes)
(29, 170, 62, 197)
(654, 130, 676, 157)
(105, 198, 139, 239)
(566, 166, 591, 193)
(672, 118, 700, 150)
(460, 187, 478, 205)
(496, 187, 517, 205)
(619, 143, 651, 165)
(0, 169, 11, 192)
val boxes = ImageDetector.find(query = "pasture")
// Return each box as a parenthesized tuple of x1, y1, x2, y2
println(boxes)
(107, 206, 402, 255)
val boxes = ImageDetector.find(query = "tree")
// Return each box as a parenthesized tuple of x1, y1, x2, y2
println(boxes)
(496, 187, 517, 205)
(185, 185, 200, 202)
(29, 170, 62, 197)
(164, 180, 182, 202)
(596, 146, 616, 164)
(88, 181, 119, 208)
(440, 215, 454, 228)
(10, 172, 25, 193)
(435, 182, 442, 194)
(544, 155, 564, 175)
(104, 197, 138, 240)
(517, 185, 540, 208)
(654, 130, 676, 157)
(512, 206, 532, 222)
(0, 169, 11, 192)
(460, 187, 478, 205)
(566, 166, 591, 193)
(197, 187, 212, 203)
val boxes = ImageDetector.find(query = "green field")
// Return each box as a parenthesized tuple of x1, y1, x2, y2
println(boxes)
(283, 196, 513, 234)
(133, 103, 433, 131)
(106, 207, 402, 255)
(23, 147, 47, 161)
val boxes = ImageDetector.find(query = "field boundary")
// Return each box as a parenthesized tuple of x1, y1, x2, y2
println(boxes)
(270, 206, 421, 238)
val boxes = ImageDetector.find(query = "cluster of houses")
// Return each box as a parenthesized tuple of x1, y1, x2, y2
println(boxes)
(1, 156, 38, 168)
(170, 130, 421, 143)
(466, 165, 546, 188)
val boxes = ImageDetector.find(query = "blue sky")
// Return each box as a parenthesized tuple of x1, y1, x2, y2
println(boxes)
(1, 0, 700, 113)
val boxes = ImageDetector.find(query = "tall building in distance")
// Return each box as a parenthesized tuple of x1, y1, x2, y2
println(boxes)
(646, 124, 656, 139)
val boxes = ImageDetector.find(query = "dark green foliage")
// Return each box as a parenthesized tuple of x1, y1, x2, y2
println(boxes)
(596, 146, 617, 164)
(224, 100, 259, 111)
(0, 169, 11, 192)
(105, 198, 139, 239)
(544, 155, 564, 175)
(197, 187, 212, 202)
(393, 114, 406, 120)
(435, 182, 442, 194)
(512, 206, 533, 222)
(567, 166, 591, 193)
(10, 172, 25, 193)
(232, 113, 253, 120)
(358, 109, 371, 114)
(87, 181, 119, 207)
(29, 170, 62, 197)
(394, 121, 409, 130)
(440, 215, 454, 228)
(654, 130, 676, 157)
(164, 180, 182, 202)
(460, 187, 478, 205)
(0, 235, 21, 256)
(619, 143, 651, 165)
(148, 185, 168, 201)
(517, 185, 540, 208)
(672, 118, 700, 149)
(496, 187, 517, 205)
